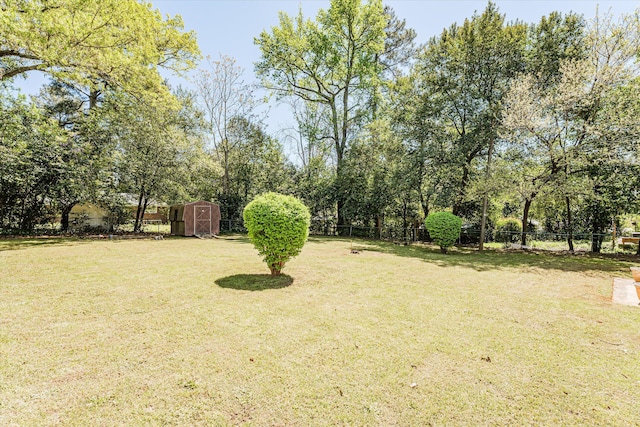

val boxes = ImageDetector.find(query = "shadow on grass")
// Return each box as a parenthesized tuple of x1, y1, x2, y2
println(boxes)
(222, 234, 350, 246)
(308, 235, 352, 244)
(215, 274, 294, 291)
(351, 238, 638, 274)
(0, 237, 82, 252)
(219, 234, 251, 244)
(211, 234, 636, 274)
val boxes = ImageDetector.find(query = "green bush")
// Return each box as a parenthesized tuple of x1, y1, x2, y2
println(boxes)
(495, 217, 522, 244)
(243, 192, 311, 276)
(424, 212, 462, 254)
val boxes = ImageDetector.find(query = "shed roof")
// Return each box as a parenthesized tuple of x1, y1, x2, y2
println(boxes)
(171, 200, 219, 208)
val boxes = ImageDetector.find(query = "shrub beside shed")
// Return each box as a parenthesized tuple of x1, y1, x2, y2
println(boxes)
(170, 200, 221, 236)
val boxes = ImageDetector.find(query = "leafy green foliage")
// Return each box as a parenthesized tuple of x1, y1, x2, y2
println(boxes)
(105, 90, 204, 232)
(502, 12, 640, 250)
(0, 90, 66, 231)
(194, 56, 294, 221)
(495, 217, 522, 244)
(424, 212, 462, 253)
(2, 1, 640, 253)
(36, 81, 114, 231)
(222, 117, 294, 221)
(255, 0, 386, 228)
(412, 2, 527, 218)
(243, 193, 310, 275)
(1, 0, 200, 102)
(526, 12, 586, 88)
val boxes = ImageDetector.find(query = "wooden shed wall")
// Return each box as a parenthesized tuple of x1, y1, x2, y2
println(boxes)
(183, 203, 195, 236)
(169, 205, 184, 236)
(172, 201, 221, 236)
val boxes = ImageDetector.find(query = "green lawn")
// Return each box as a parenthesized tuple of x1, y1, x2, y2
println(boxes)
(1, 236, 639, 426)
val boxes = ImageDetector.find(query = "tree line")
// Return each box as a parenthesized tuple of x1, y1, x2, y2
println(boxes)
(1, 0, 639, 253)
(255, 0, 640, 252)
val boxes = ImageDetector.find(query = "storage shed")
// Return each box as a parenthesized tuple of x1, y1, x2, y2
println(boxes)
(170, 200, 221, 236)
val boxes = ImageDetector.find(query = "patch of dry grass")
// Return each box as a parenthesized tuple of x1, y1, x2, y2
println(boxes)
(1, 236, 639, 426)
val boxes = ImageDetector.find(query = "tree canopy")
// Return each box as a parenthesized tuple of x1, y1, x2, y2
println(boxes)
(255, 0, 387, 228)
(2, 0, 640, 254)
(1, 0, 200, 99)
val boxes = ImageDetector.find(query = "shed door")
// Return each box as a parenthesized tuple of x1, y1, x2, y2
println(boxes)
(194, 205, 211, 236)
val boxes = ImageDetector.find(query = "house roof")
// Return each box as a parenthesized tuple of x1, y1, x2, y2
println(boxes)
(119, 193, 167, 207)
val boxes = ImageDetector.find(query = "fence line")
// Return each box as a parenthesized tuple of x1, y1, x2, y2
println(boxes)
(219, 219, 630, 249)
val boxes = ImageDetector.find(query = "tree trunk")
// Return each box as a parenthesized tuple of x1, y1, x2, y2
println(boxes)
(134, 189, 145, 233)
(565, 196, 574, 253)
(338, 84, 350, 236)
(479, 194, 489, 250)
(376, 215, 383, 240)
(60, 203, 75, 232)
(420, 192, 430, 220)
(591, 233, 603, 253)
(223, 143, 230, 196)
(140, 197, 149, 232)
(337, 199, 346, 235)
(335, 159, 348, 236)
(590, 208, 608, 254)
(479, 132, 496, 252)
(402, 202, 408, 241)
(611, 217, 616, 252)
(452, 163, 470, 217)
(520, 189, 541, 246)
(269, 268, 281, 276)
(521, 198, 533, 247)
(269, 262, 284, 276)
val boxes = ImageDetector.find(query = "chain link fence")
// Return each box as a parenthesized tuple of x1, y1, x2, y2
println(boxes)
(219, 219, 639, 253)
(219, 219, 247, 233)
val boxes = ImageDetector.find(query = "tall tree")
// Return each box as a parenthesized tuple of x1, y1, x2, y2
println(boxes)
(105, 90, 201, 232)
(0, 88, 66, 231)
(503, 10, 640, 251)
(504, 12, 587, 246)
(1, 0, 199, 101)
(378, 6, 418, 80)
(223, 116, 294, 220)
(412, 2, 526, 235)
(36, 81, 115, 231)
(393, 67, 470, 227)
(162, 86, 218, 205)
(255, 0, 386, 230)
(194, 55, 257, 201)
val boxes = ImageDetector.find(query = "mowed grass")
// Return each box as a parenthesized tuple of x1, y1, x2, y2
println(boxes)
(1, 236, 639, 426)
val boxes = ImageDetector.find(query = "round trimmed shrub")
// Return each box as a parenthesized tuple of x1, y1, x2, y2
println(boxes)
(243, 192, 310, 276)
(424, 212, 462, 254)
(495, 217, 522, 244)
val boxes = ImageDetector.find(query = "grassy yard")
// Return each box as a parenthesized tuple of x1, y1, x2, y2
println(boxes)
(1, 236, 639, 426)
